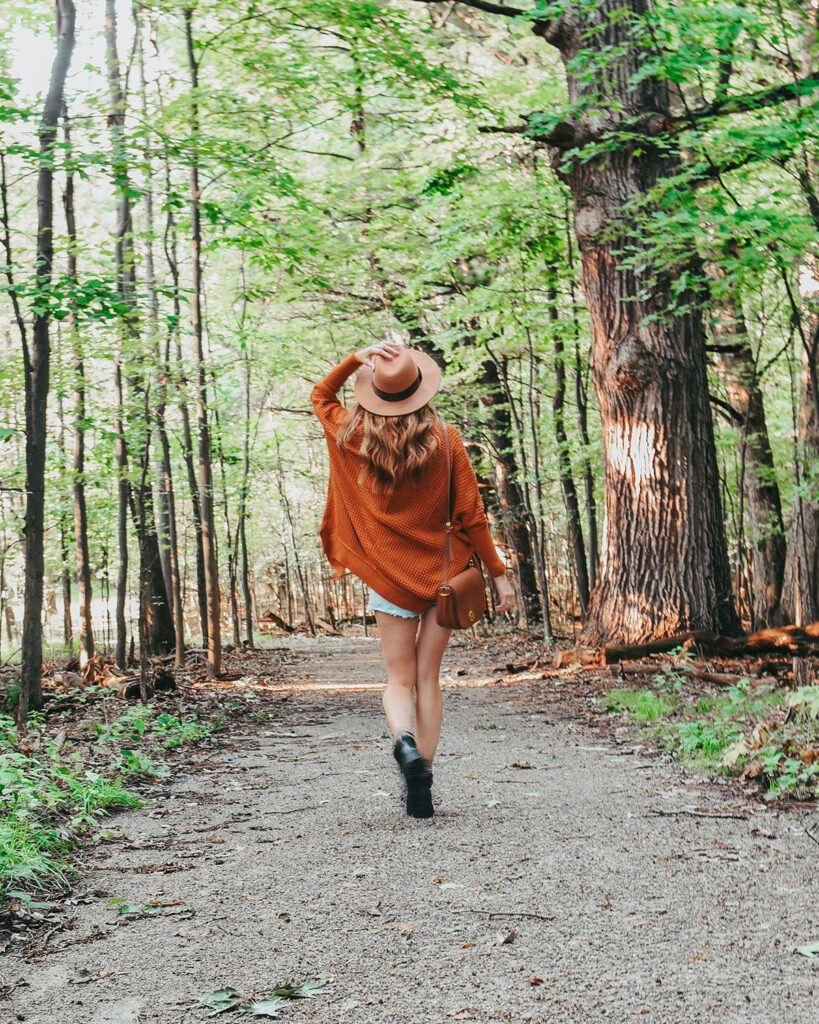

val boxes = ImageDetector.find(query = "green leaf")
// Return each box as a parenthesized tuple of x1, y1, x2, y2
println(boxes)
(241, 996, 289, 1017)
(272, 977, 329, 999)
(795, 941, 819, 958)
(196, 988, 242, 1015)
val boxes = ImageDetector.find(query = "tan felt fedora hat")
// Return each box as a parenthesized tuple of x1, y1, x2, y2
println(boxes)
(354, 347, 441, 417)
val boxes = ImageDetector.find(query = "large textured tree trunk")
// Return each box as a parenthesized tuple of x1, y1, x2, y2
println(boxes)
(19, 0, 76, 720)
(185, 8, 222, 675)
(535, 1, 738, 644)
(709, 285, 785, 627)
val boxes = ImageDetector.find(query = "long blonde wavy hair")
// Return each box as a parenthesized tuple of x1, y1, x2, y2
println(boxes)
(337, 403, 440, 495)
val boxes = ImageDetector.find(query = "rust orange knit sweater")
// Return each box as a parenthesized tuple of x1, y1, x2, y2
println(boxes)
(311, 352, 506, 612)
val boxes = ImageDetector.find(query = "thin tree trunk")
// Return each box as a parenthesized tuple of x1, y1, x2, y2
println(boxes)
(138, 14, 184, 670)
(55, 342, 74, 652)
(62, 106, 94, 666)
(778, 325, 819, 624)
(479, 357, 541, 626)
(550, 294, 590, 620)
(237, 288, 254, 646)
(19, 0, 76, 721)
(161, 154, 208, 646)
(114, 357, 128, 670)
(105, 0, 174, 663)
(211, 401, 241, 646)
(184, 8, 221, 675)
(275, 441, 315, 636)
(709, 281, 785, 627)
(488, 344, 553, 639)
(564, 196, 599, 587)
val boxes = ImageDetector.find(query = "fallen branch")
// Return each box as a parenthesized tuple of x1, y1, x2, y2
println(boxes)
(647, 807, 749, 820)
(451, 909, 557, 921)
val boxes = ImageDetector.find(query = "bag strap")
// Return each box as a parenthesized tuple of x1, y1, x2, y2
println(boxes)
(442, 420, 453, 586)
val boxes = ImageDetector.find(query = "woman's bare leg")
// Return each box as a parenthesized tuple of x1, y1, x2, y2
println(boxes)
(375, 612, 419, 737)
(413, 607, 452, 760)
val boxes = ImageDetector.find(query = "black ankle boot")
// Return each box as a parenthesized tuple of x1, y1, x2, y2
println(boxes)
(393, 733, 423, 776)
(406, 766, 434, 819)
(393, 735, 434, 819)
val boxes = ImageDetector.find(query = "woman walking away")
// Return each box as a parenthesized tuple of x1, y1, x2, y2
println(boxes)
(311, 339, 516, 819)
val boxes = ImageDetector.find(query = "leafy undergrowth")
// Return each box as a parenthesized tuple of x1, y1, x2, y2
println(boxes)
(601, 665, 819, 800)
(0, 692, 218, 905)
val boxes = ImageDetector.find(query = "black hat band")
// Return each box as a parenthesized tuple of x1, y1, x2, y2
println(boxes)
(372, 367, 422, 403)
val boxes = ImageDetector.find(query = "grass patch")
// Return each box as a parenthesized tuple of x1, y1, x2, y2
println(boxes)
(600, 672, 819, 800)
(603, 688, 675, 722)
(0, 700, 216, 901)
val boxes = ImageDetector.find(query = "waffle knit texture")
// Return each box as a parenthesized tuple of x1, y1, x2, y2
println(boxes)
(311, 352, 506, 613)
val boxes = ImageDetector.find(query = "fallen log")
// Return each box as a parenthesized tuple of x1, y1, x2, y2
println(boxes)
(603, 622, 819, 664)
(258, 611, 296, 633)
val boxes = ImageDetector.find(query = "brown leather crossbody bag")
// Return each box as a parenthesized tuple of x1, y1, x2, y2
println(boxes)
(435, 422, 486, 630)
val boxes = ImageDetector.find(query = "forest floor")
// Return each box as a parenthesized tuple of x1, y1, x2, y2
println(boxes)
(2, 631, 818, 1023)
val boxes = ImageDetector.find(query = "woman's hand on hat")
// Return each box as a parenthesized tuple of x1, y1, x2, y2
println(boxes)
(354, 338, 402, 370)
(493, 573, 516, 614)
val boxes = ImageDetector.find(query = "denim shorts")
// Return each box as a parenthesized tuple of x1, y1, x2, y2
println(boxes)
(367, 588, 435, 619)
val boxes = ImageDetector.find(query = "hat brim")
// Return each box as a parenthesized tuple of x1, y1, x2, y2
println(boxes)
(354, 349, 441, 416)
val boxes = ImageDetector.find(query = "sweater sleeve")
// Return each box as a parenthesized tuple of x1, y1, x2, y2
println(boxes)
(449, 427, 506, 578)
(310, 352, 361, 433)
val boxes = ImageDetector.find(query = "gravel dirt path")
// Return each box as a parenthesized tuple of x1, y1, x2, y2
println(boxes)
(3, 635, 817, 1023)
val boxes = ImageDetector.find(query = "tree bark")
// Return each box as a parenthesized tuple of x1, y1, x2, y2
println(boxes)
(185, 8, 221, 675)
(535, 1, 738, 644)
(19, 0, 76, 721)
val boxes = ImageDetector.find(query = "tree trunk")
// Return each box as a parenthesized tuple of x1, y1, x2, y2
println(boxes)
(487, 345, 553, 638)
(19, 0, 76, 721)
(550, 292, 590, 620)
(185, 8, 221, 675)
(62, 106, 94, 666)
(536, 1, 738, 644)
(138, 15, 185, 670)
(563, 197, 600, 587)
(777, 330, 819, 624)
(114, 357, 128, 670)
(105, 0, 174, 662)
(55, 345, 74, 652)
(237, 344, 254, 645)
(161, 153, 209, 647)
(479, 357, 541, 626)
(709, 285, 785, 627)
